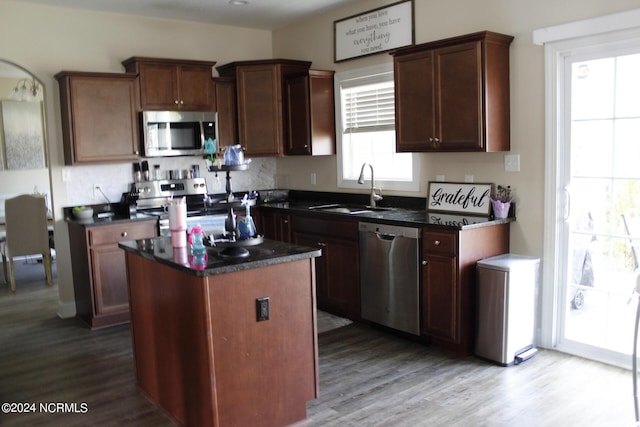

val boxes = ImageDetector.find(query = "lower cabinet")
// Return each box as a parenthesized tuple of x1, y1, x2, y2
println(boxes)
(255, 209, 291, 242)
(291, 215, 360, 320)
(421, 224, 510, 355)
(68, 219, 157, 329)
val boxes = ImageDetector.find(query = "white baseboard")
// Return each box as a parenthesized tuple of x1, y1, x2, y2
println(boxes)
(57, 301, 76, 319)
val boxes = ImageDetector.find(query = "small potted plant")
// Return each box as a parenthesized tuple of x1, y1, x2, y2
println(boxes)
(491, 185, 512, 219)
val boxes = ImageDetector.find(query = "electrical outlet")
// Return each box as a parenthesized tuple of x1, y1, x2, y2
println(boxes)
(310, 172, 317, 185)
(93, 184, 99, 200)
(61, 168, 71, 183)
(256, 297, 270, 322)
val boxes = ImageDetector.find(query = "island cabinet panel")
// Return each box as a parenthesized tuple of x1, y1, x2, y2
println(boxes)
(125, 252, 318, 427)
(392, 31, 513, 152)
(421, 223, 510, 355)
(67, 219, 157, 329)
(122, 57, 216, 111)
(292, 215, 360, 320)
(55, 71, 140, 164)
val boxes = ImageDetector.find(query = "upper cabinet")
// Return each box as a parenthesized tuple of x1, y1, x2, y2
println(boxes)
(392, 31, 513, 152)
(122, 57, 216, 111)
(216, 59, 312, 157)
(213, 77, 238, 147)
(285, 70, 336, 156)
(55, 71, 140, 165)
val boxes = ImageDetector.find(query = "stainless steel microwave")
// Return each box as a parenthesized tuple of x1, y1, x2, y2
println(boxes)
(141, 111, 217, 157)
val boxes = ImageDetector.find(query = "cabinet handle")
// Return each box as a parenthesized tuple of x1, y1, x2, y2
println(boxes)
(283, 219, 289, 223)
(179, 100, 184, 105)
(121, 231, 128, 237)
(434, 138, 440, 143)
(317, 242, 326, 247)
(174, 100, 179, 104)
(434, 240, 441, 246)
(429, 137, 434, 142)
(422, 260, 427, 265)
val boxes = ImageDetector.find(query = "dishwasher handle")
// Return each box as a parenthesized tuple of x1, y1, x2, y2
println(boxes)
(375, 232, 397, 241)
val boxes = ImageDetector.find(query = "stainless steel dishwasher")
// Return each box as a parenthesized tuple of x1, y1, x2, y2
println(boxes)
(359, 222, 421, 335)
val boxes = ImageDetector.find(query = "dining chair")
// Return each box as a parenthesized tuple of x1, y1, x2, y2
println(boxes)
(0, 194, 53, 292)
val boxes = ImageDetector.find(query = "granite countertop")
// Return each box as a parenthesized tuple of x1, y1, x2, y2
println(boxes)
(65, 212, 157, 226)
(119, 236, 322, 277)
(259, 200, 514, 230)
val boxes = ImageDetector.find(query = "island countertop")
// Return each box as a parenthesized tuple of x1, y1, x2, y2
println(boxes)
(119, 236, 322, 277)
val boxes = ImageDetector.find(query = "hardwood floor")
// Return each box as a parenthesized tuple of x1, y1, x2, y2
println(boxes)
(1, 260, 637, 426)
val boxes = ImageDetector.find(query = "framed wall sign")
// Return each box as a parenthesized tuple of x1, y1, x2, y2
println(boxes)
(427, 181, 493, 216)
(334, 0, 414, 63)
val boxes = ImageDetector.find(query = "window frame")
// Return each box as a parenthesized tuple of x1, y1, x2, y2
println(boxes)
(335, 63, 419, 192)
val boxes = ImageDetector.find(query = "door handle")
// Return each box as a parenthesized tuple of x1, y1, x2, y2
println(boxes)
(375, 232, 396, 241)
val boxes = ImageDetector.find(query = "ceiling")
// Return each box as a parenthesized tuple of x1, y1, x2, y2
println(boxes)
(18, 0, 362, 30)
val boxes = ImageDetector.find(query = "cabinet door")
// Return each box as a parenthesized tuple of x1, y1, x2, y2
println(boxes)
(293, 232, 358, 319)
(59, 73, 140, 164)
(236, 65, 283, 156)
(178, 65, 215, 111)
(214, 77, 238, 146)
(422, 253, 458, 342)
(258, 210, 291, 243)
(394, 50, 436, 152)
(137, 62, 180, 110)
(434, 41, 483, 150)
(91, 245, 130, 315)
(285, 74, 311, 155)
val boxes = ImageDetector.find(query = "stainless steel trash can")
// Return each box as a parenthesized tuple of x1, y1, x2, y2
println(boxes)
(476, 254, 540, 366)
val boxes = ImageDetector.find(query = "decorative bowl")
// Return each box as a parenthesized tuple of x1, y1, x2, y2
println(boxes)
(73, 207, 94, 220)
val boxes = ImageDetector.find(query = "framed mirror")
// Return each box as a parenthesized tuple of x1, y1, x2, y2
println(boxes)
(0, 61, 46, 170)
(0, 60, 50, 217)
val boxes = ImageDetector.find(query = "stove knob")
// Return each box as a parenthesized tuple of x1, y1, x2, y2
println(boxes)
(144, 186, 151, 193)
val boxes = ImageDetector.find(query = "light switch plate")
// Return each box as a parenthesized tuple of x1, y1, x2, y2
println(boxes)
(504, 154, 520, 172)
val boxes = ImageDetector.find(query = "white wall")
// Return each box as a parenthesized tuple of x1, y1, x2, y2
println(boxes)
(272, 0, 640, 260)
(1, 0, 273, 316)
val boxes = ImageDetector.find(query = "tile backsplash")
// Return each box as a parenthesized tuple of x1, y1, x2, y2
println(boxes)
(63, 157, 276, 207)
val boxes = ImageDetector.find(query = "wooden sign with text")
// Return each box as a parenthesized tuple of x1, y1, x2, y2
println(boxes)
(334, 0, 414, 62)
(427, 182, 492, 216)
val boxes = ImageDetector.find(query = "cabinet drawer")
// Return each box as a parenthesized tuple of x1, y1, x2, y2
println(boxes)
(292, 215, 358, 241)
(423, 230, 457, 255)
(89, 221, 157, 246)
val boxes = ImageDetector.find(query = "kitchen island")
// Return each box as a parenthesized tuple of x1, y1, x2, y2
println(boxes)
(119, 237, 321, 427)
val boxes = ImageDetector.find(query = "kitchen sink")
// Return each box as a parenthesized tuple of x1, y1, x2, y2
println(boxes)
(307, 203, 394, 215)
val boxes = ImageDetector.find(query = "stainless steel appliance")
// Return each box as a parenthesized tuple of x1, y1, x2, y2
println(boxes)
(359, 222, 421, 335)
(130, 177, 226, 237)
(475, 254, 540, 366)
(141, 111, 217, 157)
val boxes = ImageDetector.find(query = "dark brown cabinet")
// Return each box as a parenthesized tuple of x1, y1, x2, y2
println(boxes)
(392, 31, 513, 152)
(55, 71, 140, 165)
(216, 59, 311, 156)
(285, 70, 336, 156)
(292, 215, 359, 320)
(255, 209, 291, 242)
(213, 77, 238, 146)
(68, 219, 157, 328)
(421, 224, 510, 355)
(122, 57, 216, 111)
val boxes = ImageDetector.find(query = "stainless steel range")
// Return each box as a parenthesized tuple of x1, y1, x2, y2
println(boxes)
(129, 178, 226, 237)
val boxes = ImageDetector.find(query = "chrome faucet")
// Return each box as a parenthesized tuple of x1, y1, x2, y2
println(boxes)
(357, 162, 383, 207)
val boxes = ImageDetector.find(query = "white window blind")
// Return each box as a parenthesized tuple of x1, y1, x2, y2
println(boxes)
(342, 81, 395, 134)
